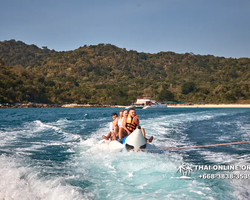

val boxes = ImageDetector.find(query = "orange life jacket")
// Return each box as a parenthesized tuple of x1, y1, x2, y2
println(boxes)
(126, 114, 139, 132)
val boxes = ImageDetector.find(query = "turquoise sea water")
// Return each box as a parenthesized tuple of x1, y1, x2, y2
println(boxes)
(0, 108, 250, 200)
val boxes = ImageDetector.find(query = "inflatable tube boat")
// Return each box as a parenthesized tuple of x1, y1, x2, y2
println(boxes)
(102, 127, 157, 152)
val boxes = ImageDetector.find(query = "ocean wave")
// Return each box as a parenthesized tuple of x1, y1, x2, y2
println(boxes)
(0, 119, 81, 156)
(0, 155, 94, 200)
(2, 108, 250, 199)
(195, 149, 250, 200)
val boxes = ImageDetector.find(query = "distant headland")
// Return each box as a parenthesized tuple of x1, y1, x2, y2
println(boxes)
(1, 39, 250, 106)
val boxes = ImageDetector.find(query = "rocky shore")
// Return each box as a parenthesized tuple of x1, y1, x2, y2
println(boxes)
(0, 103, 61, 108)
(0, 103, 125, 109)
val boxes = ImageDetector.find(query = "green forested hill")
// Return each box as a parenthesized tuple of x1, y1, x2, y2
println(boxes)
(1, 39, 250, 104)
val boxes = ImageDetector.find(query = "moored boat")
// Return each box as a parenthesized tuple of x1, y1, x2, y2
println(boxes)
(142, 101, 167, 109)
(125, 96, 167, 110)
(125, 96, 152, 109)
(125, 105, 144, 109)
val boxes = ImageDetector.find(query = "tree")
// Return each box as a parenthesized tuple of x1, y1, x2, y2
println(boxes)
(1, 39, 250, 104)
(157, 90, 174, 101)
(224, 93, 236, 102)
(181, 82, 196, 94)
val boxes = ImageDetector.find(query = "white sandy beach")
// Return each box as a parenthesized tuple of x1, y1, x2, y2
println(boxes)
(167, 104, 250, 108)
(61, 104, 250, 108)
(59, 103, 250, 108)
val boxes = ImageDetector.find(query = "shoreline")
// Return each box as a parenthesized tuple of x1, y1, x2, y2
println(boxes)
(0, 103, 125, 109)
(2, 103, 250, 109)
(167, 104, 250, 108)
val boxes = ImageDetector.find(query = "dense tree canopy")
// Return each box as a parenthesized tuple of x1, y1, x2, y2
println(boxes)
(181, 82, 196, 95)
(1, 40, 250, 104)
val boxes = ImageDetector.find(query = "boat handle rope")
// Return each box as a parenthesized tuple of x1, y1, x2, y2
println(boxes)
(141, 140, 250, 151)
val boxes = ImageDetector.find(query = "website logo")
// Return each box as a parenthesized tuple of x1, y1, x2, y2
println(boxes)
(176, 163, 194, 179)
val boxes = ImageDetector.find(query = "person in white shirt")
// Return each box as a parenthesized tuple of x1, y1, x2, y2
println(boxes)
(118, 110, 128, 142)
(102, 113, 119, 140)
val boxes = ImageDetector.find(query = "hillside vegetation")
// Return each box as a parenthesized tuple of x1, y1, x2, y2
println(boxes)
(1, 39, 250, 104)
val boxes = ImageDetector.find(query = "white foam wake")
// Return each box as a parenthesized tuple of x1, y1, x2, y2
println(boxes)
(0, 155, 94, 200)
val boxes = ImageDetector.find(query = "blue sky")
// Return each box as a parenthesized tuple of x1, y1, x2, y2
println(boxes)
(0, 0, 249, 58)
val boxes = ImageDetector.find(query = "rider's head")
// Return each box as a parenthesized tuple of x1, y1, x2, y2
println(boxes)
(123, 110, 128, 117)
(112, 113, 118, 120)
(119, 109, 124, 117)
(128, 108, 136, 117)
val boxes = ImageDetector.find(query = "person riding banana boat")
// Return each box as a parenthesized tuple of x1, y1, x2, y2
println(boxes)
(103, 108, 153, 143)
(102, 113, 119, 141)
(122, 108, 153, 143)
(118, 110, 128, 141)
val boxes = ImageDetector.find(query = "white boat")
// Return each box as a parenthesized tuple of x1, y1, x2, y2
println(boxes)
(125, 96, 152, 109)
(100, 127, 156, 152)
(125, 105, 144, 109)
(143, 100, 167, 109)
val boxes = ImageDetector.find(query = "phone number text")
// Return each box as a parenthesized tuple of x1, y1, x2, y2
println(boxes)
(199, 173, 250, 179)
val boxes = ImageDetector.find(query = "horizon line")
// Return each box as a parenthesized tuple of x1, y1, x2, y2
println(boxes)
(1, 39, 249, 59)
